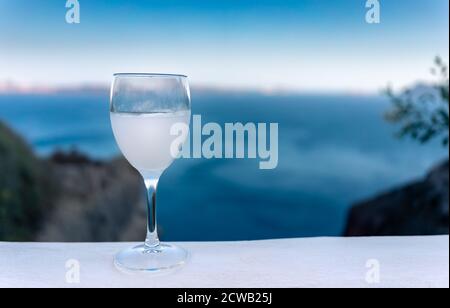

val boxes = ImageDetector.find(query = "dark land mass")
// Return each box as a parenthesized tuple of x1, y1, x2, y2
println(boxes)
(1, 121, 146, 241)
(345, 160, 449, 236)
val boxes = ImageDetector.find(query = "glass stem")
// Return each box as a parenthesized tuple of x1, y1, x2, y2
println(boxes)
(144, 177, 160, 248)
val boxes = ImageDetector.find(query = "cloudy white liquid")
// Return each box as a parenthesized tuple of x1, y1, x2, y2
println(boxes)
(111, 111, 190, 172)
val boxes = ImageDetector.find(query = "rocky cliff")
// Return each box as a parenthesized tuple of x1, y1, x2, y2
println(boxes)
(345, 160, 449, 236)
(0, 122, 55, 240)
(0, 121, 146, 242)
(36, 152, 146, 242)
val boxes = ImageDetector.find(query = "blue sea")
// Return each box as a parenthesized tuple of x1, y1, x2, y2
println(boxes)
(0, 91, 447, 240)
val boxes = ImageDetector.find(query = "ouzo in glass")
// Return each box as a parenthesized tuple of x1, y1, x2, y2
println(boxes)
(110, 73, 191, 273)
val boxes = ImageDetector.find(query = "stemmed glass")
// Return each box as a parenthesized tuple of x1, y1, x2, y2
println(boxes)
(110, 73, 191, 273)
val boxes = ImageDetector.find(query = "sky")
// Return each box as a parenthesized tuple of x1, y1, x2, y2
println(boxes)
(0, 0, 448, 93)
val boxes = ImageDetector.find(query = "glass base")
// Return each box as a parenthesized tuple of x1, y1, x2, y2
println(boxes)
(114, 243, 188, 273)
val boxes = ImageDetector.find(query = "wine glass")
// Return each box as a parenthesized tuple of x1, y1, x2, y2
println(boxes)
(110, 73, 191, 273)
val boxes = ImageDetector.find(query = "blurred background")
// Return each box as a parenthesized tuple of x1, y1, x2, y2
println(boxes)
(0, 0, 448, 242)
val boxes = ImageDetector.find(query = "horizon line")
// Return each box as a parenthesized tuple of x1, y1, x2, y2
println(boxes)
(0, 81, 386, 97)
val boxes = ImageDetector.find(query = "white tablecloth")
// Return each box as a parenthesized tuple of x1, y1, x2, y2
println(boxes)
(0, 236, 448, 288)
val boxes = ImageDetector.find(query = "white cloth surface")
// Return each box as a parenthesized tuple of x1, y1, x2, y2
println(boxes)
(0, 236, 448, 288)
